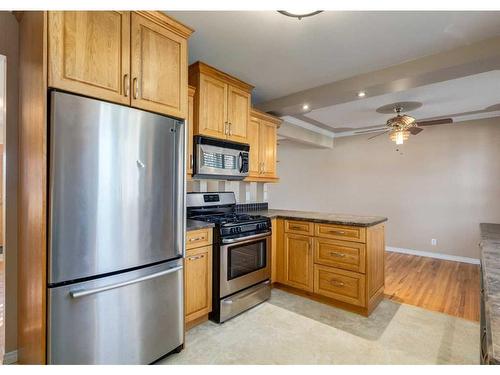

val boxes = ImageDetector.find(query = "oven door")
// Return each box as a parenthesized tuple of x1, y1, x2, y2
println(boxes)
(220, 233, 271, 298)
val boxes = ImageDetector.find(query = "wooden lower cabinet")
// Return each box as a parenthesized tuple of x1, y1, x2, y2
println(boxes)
(283, 233, 314, 292)
(314, 237, 366, 273)
(314, 265, 366, 307)
(184, 244, 212, 325)
(275, 219, 385, 316)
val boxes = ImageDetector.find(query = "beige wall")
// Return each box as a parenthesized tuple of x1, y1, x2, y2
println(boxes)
(268, 117, 500, 259)
(0, 12, 19, 353)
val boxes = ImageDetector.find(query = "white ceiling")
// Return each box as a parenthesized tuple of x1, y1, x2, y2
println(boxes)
(304, 70, 500, 131)
(170, 11, 500, 103)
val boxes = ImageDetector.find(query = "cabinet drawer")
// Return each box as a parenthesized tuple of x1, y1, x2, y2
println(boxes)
(314, 238, 366, 273)
(314, 265, 366, 307)
(315, 223, 366, 243)
(285, 220, 314, 235)
(186, 228, 212, 250)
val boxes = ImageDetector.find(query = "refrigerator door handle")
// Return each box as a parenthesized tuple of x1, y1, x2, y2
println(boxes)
(69, 265, 183, 299)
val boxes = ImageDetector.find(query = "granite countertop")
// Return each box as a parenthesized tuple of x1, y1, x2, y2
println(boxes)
(186, 219, 215, 231)
(247, 209, 387, 227)
(479, 223, 500, 364)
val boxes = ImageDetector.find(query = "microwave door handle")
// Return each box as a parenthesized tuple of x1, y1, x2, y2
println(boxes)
(239, 152, 244, 173)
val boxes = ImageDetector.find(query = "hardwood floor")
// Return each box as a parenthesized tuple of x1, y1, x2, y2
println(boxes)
(384, 252, 480, 321)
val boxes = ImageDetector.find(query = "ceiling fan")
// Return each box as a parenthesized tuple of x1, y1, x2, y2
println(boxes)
(368, 102, 453, 145)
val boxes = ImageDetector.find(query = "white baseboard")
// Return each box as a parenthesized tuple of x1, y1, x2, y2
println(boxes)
(386, 246, 480, 265)
(3, 350, 17, 364)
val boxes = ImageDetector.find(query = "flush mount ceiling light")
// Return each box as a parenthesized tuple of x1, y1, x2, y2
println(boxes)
(357, 91, 366, 98)
(277, 10, 323, 20)
(302, 104, 310, 111)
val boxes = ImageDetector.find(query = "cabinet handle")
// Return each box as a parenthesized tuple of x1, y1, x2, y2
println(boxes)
(188, 236, 205, 242)
(290, 226, 303, 230)
(188, 254, 205, 261)
(228, 122, 232, 136)
(224, 122, 228, 135)
(189, 154, 194, 169)
(329, 230, 346, 235)
(329, 252, 346, 258)
(133, 77, 139, 99)
(330, 279, 345, 287)
(124, 74, 130, 97)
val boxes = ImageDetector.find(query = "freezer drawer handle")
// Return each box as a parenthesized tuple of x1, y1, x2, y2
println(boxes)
(69, 265, 183, 299)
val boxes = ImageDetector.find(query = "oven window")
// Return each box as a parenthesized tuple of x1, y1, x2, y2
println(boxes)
(227, 239, 267, 280)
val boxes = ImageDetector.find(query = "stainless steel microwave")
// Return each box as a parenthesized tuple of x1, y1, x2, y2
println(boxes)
(193, 136, 249, 180)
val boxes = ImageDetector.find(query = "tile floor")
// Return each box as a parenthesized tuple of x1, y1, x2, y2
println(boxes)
(161, 288, 479, 365)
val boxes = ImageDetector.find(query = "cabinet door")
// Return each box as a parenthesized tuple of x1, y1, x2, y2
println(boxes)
(260, 121, 278, 178)
(284, 233, 314, 292)
(184, 246, 212, 322)
(187, 88, 195, 176)
(197, 73, 227, 138)
(227, 85, 250, 143)
(48, 11, 130, 105)
(247, 117, 261, 177)
(130, 13, 188, 118)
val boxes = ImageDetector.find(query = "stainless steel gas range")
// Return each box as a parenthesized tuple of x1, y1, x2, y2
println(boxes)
(186, 192, 271, 323)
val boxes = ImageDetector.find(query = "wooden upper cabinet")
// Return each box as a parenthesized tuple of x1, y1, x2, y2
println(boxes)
(198, 73, 227, 138)
(189, 61, 253, 142)
(187, 85, 195, 176)
(260, 120, 278, 178)
(48, 11, 131, 105)
(247, 117, 261, 177)
(227, 85, 250, 142)
(284, 233, 314, 292)
(130, 12, 190, 118)
(48, 11, 193, 118)
(246, 109, 281, 182)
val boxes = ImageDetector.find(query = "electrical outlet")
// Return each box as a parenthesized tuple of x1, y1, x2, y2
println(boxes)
(431, 239, 437, 246)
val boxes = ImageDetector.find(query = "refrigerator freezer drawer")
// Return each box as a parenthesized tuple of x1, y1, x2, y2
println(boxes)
(47, 259, 183, 364)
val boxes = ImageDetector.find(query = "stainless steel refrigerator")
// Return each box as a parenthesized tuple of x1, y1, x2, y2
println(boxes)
(47, 91, 185, 364)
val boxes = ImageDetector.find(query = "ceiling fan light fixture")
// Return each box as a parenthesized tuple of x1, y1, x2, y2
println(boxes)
(277, 10, 324, 20)
(390, 129, 410, 145)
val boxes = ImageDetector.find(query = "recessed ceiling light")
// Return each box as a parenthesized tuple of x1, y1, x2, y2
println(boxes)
(357, 91, 366, 98)
(302, 104, 310, 111)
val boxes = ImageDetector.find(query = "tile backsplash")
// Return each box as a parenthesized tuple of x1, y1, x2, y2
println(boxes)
(186, 179, 268, 204)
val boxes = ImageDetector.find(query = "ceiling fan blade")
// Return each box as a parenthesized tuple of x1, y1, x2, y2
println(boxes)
(367, 130, 390, 140)
(409, 127, 423, 135)
(417, 118, 453, 127)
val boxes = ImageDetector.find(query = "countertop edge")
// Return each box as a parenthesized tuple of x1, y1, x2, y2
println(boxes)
(247, 209, 388, 227)
(186, 219, 215, 231)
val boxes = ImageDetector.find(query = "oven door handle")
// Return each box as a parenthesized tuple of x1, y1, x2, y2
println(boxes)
(221, 231, 272, 244)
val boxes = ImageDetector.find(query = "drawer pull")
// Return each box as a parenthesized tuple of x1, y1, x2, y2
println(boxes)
(290, 226, 304, 230)
(330, 279, 345, 287)
(329, 230, 346, 235)
(188, 254, 205, 261)
(188, 236, 205, 242)
(330, 252, 346, 258)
